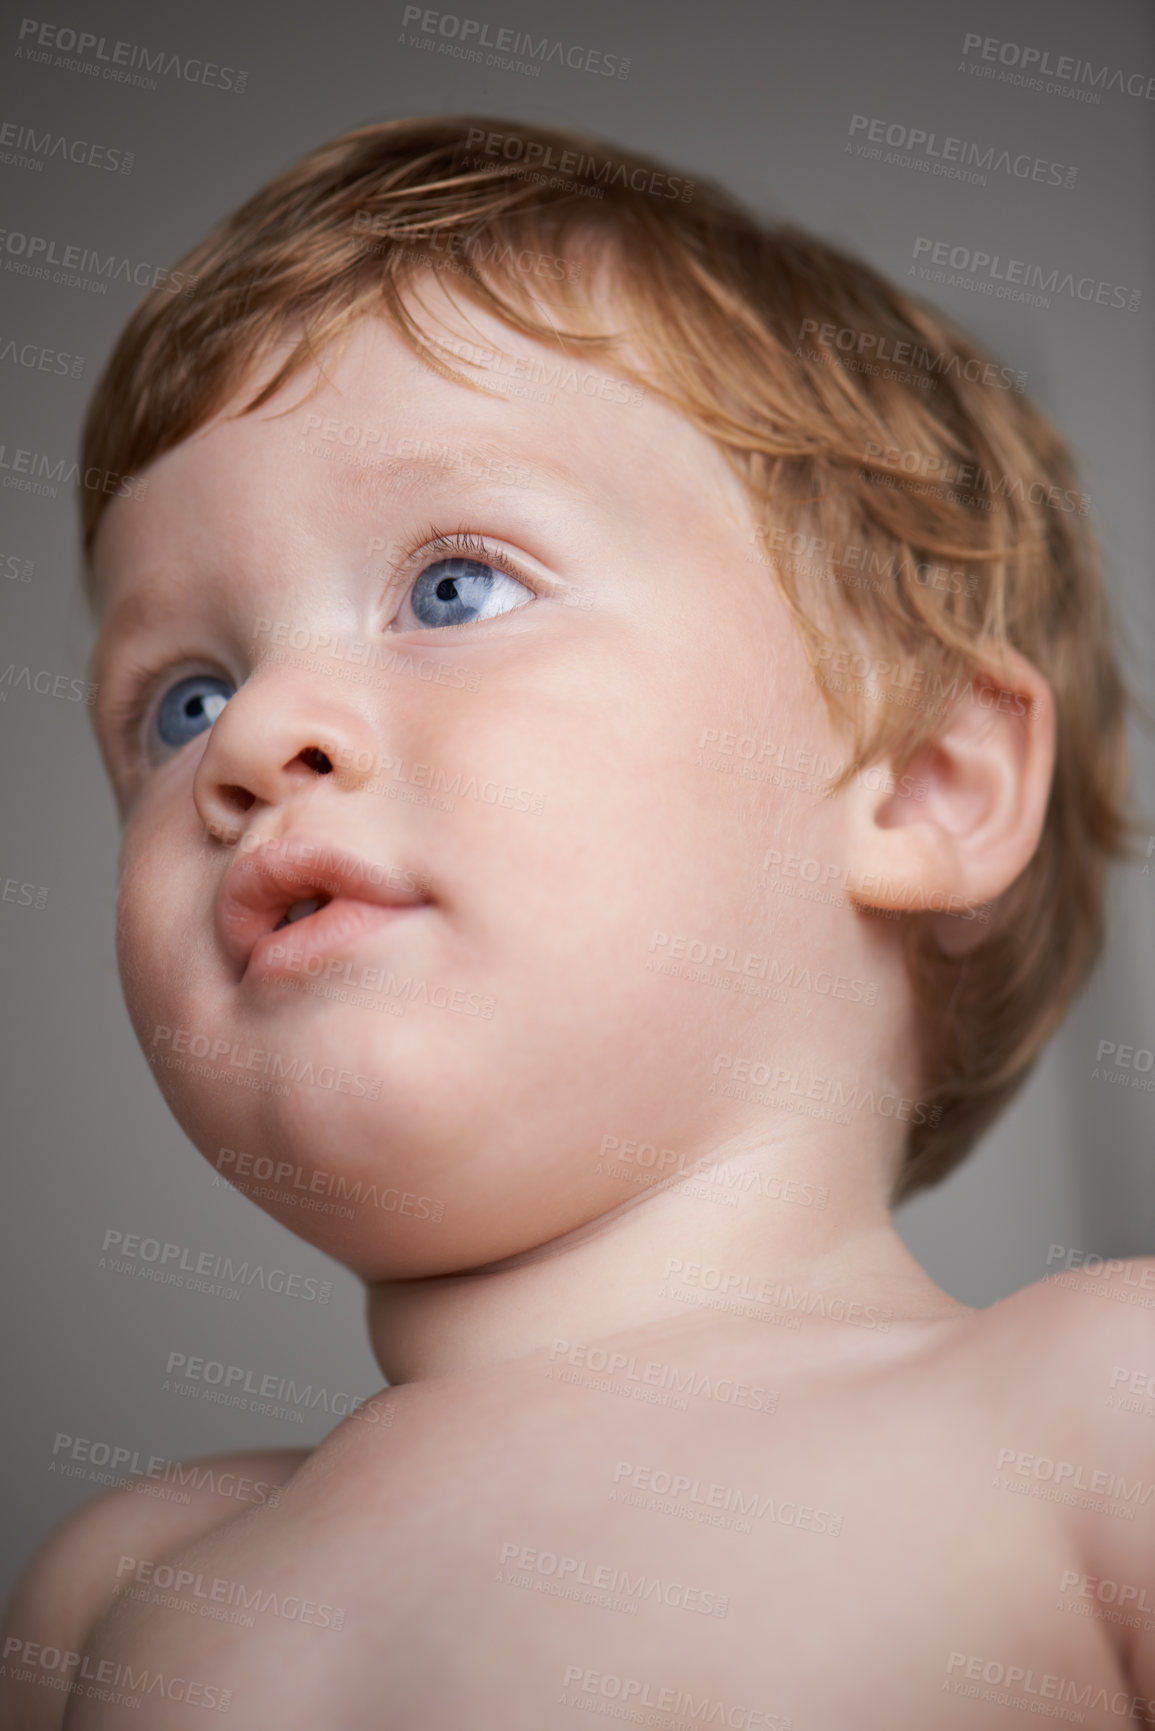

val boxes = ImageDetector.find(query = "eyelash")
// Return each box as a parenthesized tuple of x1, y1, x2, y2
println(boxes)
(106, 528, 538, 766)
(393, 524, 535, 604)
(104, 651, 209, 769)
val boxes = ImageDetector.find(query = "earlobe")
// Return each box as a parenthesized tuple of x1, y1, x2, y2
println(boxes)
(842, 649, 1056, 944)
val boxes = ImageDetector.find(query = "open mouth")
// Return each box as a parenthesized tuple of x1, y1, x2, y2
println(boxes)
(272, 895, 333, 932)
(215, 836, 429, 981)
(250, 893, 418, 983)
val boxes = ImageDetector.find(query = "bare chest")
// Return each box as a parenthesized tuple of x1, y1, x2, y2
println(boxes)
(69, 1355, 1135, 1730)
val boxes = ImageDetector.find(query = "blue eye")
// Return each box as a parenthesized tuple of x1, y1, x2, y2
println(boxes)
(402, 557, 533, 629)
(154, 673, 235, 750)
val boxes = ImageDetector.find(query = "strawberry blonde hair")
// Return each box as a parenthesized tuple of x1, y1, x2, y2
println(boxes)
(80, 116, 1130, 1201)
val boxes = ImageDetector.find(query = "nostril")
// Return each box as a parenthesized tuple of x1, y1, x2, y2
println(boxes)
(221, 785, 256, 813)
(298, 747, 333, 775)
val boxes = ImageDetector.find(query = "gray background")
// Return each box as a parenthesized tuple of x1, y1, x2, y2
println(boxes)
(1, 0, 1152, 1600)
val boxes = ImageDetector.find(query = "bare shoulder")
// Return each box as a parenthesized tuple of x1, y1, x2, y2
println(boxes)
(968, 1254, 1155, 1429)
(0, 1449, 310, 1731)
(986, 1253, 1155, 1360)
(977, 1258, 1155, 1692)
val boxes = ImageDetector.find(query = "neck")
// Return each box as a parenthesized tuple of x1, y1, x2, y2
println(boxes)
(367, 1123, 970, 1384)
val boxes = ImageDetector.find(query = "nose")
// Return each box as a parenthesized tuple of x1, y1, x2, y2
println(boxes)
(192, 670, 382, 843)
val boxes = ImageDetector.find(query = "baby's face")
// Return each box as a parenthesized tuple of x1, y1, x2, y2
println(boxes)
(91, 281, 871, 1281)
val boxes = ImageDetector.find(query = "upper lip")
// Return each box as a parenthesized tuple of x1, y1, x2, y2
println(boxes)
(215, 833, 427, 975)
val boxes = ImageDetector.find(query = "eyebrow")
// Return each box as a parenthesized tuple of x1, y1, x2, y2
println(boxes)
(93, 439, 593, 653)
(95, 586, 200, 644)
(329, 444, 591, 515)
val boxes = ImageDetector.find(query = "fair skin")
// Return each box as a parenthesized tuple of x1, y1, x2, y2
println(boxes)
(3, 282, 1152, 1729)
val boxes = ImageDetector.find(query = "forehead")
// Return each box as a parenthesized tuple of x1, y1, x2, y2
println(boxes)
(90, 276, 753, 616)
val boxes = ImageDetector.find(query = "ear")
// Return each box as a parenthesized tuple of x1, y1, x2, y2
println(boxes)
(840, 649, 1056, 953)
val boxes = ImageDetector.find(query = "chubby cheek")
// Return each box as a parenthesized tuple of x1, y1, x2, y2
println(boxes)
(114, 775, 239, 1144)
(116, 813, 196, 1043)
(103, 587, 844, 1276)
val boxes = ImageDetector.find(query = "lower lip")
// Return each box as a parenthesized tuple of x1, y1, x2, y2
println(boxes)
(245, 899, 421, 984)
